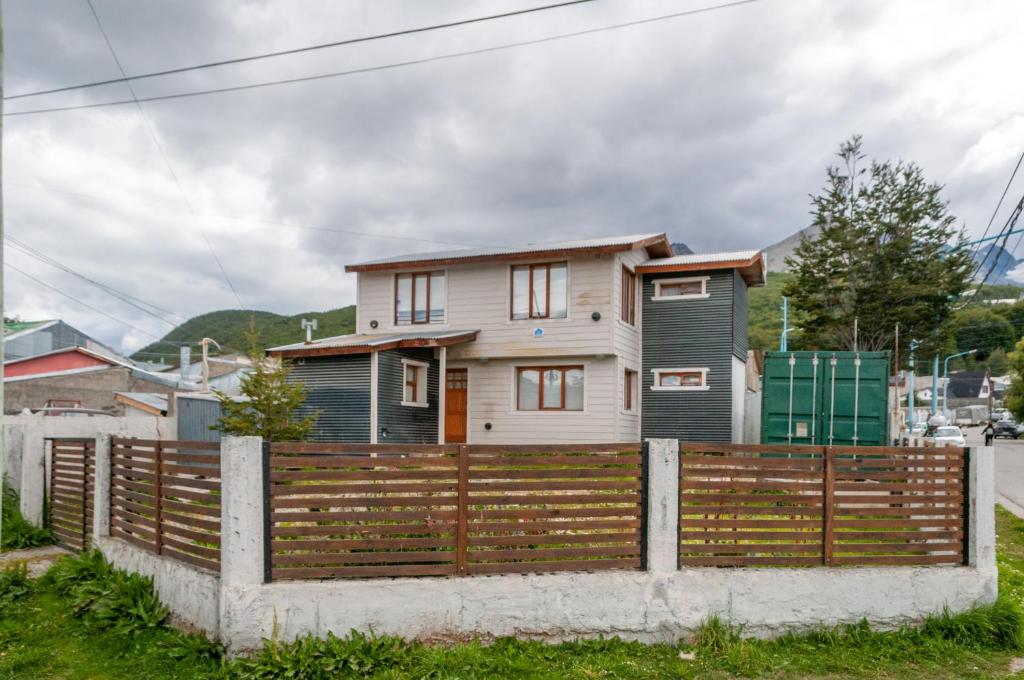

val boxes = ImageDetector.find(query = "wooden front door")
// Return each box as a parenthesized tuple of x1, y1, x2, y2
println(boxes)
(445, 368, 468, 444)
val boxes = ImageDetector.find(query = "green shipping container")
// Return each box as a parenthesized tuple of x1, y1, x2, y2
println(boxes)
(761, 351, 891, 447)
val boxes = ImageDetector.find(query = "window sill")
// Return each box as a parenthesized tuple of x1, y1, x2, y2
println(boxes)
(650, 294, 710, 302)
(650, 386, 710, 392)
(400, 401, 430, 408)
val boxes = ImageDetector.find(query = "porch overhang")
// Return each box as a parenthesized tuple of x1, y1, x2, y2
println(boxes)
(267, 330, 479, 359)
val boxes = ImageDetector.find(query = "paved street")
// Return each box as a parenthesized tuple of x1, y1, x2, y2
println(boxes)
(965, 426, 1024, 515)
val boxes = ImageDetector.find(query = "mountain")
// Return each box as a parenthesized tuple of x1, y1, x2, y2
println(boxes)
(764, 225, 820, 273)
(131, 307, 356, 365)
(670, 242, 694, 255)
(971, 243, 1022, 286)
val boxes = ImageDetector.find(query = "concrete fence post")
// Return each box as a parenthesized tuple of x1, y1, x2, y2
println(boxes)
(968, 446, 995, 570)
(645, 438, 679, 573)
(18, 424, 45, 527)
(92, 433, 113, 545)
(220, 436, 266, 588)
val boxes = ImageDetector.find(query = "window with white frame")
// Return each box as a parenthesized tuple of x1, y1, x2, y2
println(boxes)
(651, 368, 709, 391)
(653, 276, 709, 300)
(402, 359, 429, 406)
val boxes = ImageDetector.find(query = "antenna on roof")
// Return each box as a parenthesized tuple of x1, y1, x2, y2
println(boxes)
(301, 318, 318, 344)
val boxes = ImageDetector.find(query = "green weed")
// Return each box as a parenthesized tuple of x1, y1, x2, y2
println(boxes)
(1, 483, 54, 550)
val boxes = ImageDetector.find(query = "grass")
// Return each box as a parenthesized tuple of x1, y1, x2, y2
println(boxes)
(1, 484, 53, 552)
(2, 511, 1024, 678)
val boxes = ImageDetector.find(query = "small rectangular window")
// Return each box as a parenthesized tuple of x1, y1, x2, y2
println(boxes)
(623, 369, 636, 411)
(402, 360, 429, 406)
(511, 262, 568, 320)
(652, 368, 708, 391)
(654, 277, 708, 300)
(395, 272, 445, 325)
(621, 267, 636, 325)
(516, 365, 583, 411)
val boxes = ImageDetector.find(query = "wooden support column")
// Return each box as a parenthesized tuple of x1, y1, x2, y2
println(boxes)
(153, 441, 163, 555)
(456, 444, 469, 576)
(822, 446, 834, 566)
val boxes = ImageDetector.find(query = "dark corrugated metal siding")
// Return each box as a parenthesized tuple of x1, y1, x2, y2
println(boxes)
(732, 271, 749, 360)
(177, 396, 223, 442)
(641, 269, 736, 441)
(378, 348, 439, 444)
(288, 354, 371, 442)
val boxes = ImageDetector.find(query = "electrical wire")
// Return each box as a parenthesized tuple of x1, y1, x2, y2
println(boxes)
(5, 0, 764, 117)
(6, 263, 164, 341)
(84, 0, 245, 308)
(970, 150, 1024, 279)
(6, 0, 602, 100)
(7, 181, 487, 247)
(5, 235, 183, 325)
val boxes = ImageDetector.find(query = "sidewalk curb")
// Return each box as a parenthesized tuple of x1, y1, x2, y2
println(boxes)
(997, 493, 1024, 520)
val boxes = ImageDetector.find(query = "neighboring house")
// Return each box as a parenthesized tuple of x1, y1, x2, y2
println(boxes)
(4, 319, 118, 362)
(269, 233, 765, 444)
(946, 370, 993, 409)
(160, 354, 252, 395)
(114, 392, 169, 416)
(3, 346, 196, 415)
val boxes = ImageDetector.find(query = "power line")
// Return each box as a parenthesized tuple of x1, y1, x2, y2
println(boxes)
(5, 0, 764, 117)
(6, 0, 601, 101)
(6, 262, 163, 341)
(5, 235, 183, 325)
(971, 150, 1024, 279)
(7, 181, 487, 247)
(83, 0, 244, 309)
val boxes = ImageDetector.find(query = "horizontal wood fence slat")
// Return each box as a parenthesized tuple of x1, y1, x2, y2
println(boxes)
(48, 439, 95, 551)
(268, 442, 644, 581)
(678, 442, 967, 568)
(109, 438, 221, 572)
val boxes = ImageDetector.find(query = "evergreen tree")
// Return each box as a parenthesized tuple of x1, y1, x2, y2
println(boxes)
(783, 136, 973, 359)
(212, 322, 317, 442)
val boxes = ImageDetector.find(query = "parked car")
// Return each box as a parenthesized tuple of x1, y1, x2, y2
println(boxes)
(994, 420, 1022, 439)
(931, 425, 967, 447)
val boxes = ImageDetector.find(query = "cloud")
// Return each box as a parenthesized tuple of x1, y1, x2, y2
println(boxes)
(4, 0, 1023, 351)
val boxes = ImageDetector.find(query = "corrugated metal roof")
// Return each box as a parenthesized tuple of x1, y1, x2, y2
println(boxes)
(3, 319, 58, 340)
(114, 392, 169, 413)
(346, 233, 667, 270)
(268, 330, 479, 353)
(639, 250, 761, 267)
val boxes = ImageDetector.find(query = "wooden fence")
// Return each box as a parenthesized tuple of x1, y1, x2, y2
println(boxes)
(109, 438, 222, 572)
(48, 438, 95, 551)
(678, 443, 966, 567)
(267, 443, 644, 580)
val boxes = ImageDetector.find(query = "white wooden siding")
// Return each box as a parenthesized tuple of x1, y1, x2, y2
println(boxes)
(447, 357, 620, 444)
(356, 255, 625, 358)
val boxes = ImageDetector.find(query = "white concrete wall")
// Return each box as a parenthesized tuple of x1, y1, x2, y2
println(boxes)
(97, 536, 221, 637)
(8, 414, 175, 526)
(95, 440, 998, 653)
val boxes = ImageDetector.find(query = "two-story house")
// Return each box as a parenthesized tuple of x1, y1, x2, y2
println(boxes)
(268, 233, 765, 444)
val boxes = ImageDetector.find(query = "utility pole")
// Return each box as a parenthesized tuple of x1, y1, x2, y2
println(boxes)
(0, 1, 6, 550)
(199, 338, 221, 392)
(908, 340, 920, 429)
(780, 296, 789, 352)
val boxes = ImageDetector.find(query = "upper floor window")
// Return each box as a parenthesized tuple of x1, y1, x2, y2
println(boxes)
(652, 367, 709, 391)
(511, 262, 567, 320)
(621, 266, 637, 325)
(516, 366, 584, 411)
(395, 271, 445, 325)
(653, 276, 709, 300)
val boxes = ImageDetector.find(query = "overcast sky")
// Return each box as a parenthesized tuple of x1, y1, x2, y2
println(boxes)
(4, 0, 1023, 354)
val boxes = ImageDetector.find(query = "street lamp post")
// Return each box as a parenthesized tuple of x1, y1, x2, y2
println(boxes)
(943, 349, 978, 421)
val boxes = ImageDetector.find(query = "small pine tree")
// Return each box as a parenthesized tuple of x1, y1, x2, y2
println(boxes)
(212, 321, 317, 442)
